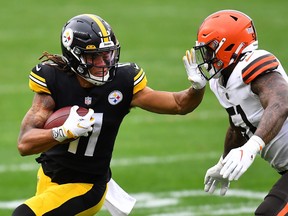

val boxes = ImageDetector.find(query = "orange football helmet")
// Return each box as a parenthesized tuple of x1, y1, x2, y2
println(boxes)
(194, 10, 258, 80)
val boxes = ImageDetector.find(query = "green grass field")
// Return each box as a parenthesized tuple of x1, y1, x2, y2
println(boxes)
(1, 0, 287, 215)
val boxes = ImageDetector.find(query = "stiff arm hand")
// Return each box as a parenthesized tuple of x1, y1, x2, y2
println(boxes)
(183, 48, 206, 90)
(204, 156, 230, 196)
(52, 105, 95, 142)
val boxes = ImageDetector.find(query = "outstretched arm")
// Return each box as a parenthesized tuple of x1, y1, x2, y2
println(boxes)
(131, 48, 206, 115)
(131, 86, 205, 115)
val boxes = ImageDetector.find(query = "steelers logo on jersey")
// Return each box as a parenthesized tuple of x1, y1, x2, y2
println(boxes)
(108, 90, 123, 105)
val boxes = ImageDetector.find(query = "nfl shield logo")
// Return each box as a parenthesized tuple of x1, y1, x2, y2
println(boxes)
(84, 96, 92, 105)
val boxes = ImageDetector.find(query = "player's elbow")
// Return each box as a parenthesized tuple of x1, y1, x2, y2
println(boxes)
(17, 136, 35, 156)
(276, 95, 288, 114)
(280, 102, 288, 118)
(177, 103, 201, 115)
(17, 141, 30, 156)
(177, 96, 204, 115)
(271, 100, 288, 123)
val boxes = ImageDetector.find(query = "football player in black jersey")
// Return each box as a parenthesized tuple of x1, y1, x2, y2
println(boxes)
(13, 14, 206, 216)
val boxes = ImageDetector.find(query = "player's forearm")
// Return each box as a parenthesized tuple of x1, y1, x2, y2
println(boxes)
(223, 125, 246, 157)
(173, 86, 205, 115)
(17, 128, 58, 156)
(255, 103, 288, 144)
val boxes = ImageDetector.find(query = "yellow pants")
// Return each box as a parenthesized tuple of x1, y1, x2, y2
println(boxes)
(24, 167, 107, 216)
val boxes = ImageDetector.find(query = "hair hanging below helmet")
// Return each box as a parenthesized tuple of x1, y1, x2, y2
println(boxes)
(61, 14, 120, 86)
(194, 10, 258, 80)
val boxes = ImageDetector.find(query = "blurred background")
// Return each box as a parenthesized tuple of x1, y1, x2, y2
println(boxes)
(0, 0, 287, 215)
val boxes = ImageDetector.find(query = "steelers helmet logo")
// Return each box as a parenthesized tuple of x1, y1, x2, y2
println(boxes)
(108, 90, 123, 105)
(62, 28, 74, 48)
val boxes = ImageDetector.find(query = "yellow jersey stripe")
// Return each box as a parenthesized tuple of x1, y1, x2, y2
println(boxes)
(133, 69, 147, 94)
(134, 68, 143, 81)
(85, 14, 109, 42)
(30, 71, 46, 83)
(29, 72, 51, 94)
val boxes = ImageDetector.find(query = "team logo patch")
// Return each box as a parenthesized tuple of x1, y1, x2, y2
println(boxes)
(108, 90, 123, 105)
(62, 28, 73, 48)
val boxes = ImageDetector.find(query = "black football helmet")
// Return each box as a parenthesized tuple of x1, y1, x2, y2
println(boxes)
(61, 14, 120, 85)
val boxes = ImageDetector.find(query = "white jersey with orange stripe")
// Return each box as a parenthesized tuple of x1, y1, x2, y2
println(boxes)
(209, 49, 288, 172)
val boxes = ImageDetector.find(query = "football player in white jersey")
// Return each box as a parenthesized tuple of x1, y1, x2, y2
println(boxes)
(183, 10, 288, 215)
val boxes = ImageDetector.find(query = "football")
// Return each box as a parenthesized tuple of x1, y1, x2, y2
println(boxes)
(44, 106, 89, 129)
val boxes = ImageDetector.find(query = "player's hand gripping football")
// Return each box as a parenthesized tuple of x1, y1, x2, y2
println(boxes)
(183, 48, 206, 90)
(204, 156, 230, 196)
(220, 135, 265, 181)
(52, 105, 95, 142)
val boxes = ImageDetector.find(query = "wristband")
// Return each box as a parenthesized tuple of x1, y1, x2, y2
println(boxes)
(52, 126, 67, 142)
(250, 135, 265, 153)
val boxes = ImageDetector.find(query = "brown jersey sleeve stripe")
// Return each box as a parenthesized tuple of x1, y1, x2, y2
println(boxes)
(242, 54, 279, 84)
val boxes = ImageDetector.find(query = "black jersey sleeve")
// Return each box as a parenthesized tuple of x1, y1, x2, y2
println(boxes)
(29, 63, 55, 94)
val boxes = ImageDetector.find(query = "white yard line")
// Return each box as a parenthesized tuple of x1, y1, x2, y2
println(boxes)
(148, 204, 257, 216)
(0, 152, 219, 173)
(111, 152, 219, 166)
(0, 200, 24, 209)
(0, 163, 37, 173)
(0, 188, 265, 216)
(0, 154, 264, 215)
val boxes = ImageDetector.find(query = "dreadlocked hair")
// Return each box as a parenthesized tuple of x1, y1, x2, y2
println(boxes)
(39, 51, 71, 72)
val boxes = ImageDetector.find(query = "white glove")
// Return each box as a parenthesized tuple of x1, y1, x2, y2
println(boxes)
(220, 135, 265, 181)
(183, 48, 206, 89)
(52, 105, 95, 142)
(204, 156, 230, 196)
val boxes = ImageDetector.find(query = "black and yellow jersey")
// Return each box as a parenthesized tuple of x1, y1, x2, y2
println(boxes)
(29, 62, 147, 182)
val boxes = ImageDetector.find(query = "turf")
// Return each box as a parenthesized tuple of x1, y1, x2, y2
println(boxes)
(0, 0, 287, 215)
